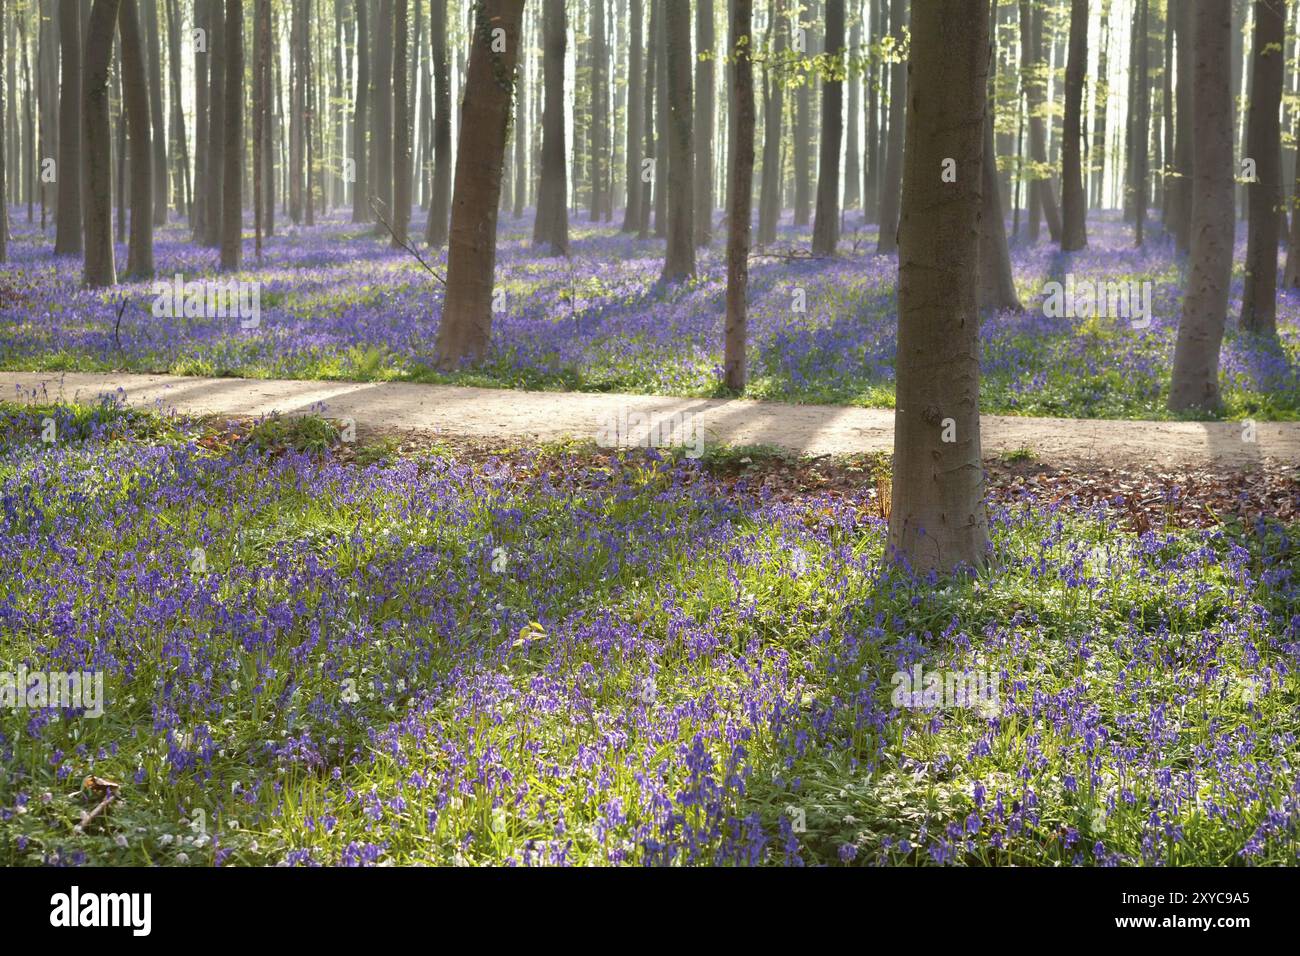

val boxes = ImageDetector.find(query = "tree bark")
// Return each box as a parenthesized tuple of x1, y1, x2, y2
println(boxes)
(875, 0, 906, 254)
(1241, 0, 1284, 337)
(0, 0, 6, 264)
(979, 106, 1021, 312)
(143, 0, 167, 225)
(193, 0, 208, 238)
(889, 0, 991, 574)
(639, 0, 659, 238)
(757, 0, 785, 247)
(792, 1, 813, 226)
(203, 0, 224, 248)
(372, 0, 393, 228)
(290, 0, 304, 223)
(83, 0, 120, 285)
(621, 0, 644, 232)
(1170, 0, 1192, 251)
(352, 0, 370, 222)
(392, 0, 410, 243)
(591, 0, 608, 223)
(1169, 0, 1233, 413)
(1018, 0, 1060, 242)
(165, 0, 191, 219)
(844, 8, 860, 210)
(661, 0, 695, 281)
(434, 0, 525, 368)
(724, 0, 755, 390)
(425, 0, 451, 245)
(120, 0, 153, 277)
(811, 0, 844, 255)
(1132, 0, 1149, 245)
(254, 0, 268, 257)
(219, 0, 241, 270)
(1060, 0, 1087, 250)
(694, 0, 714, 244)
(533, 0, 568, 255)
(54, 0, 82, 255)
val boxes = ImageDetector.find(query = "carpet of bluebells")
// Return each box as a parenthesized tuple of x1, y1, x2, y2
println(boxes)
(1, 398, 1298, 866)
(1, 207, 1298, 420)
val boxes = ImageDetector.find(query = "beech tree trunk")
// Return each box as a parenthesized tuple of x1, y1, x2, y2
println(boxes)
(0, 0, 6, 264)
(533, 0, 569, 255)
(1018, 0, 1060, 242)
(165, 0, 191, 219)
(979, 107, 1021, 312)
(845, 11, 860, 210)
(54, 0, 82, 255)
(1169, 0, 1233, 413)
(1242, 0, 1284, 337)
(83, 0, 120, 285)
(434, 0, 525, 368)
(757, 0, 785, 247)
(792, 2, 812, 227)
(875, 0, 906, 254)
(621, 0, 644, 232)
(372, 0, 393, 226)
(219, 0, 241, 270)
(1132, 0, 1149, 245)
(661, 0, 695, 281)
(694, 0, 714, 245)
(120, 0, 154, 278)
(811, 0, 844, 255)
(724, 0, 755, 391)
(143, 0, 167, 224)
(203, 0, 224, 248)
(638, 0, 659, 238)
(425, 0, 451, 244)
(591, 0, 608, 223)
(193, 0, 208, 238)
(290, 0, 304, 223)
(1170, 0, 1193, 251)
(889, 0, 992, 575)
(1060, 0, 1087, 250)
(353, 0, 369, 223)
(392, 0, 410, 244)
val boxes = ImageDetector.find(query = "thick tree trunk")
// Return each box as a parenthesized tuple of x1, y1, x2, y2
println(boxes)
(54, 0, 82, 255)
(694, 0, 714, 244)
(143, 0, 167, 224)
(533, 0, 569, 255)
(434, 0, 525, 368)
(1060, 0, 1087, 250)
(352, 0, 369, 222)
(875, 0, 906, 254)
(1241, 0, 1284, 337)
(120, 0, 153, 277)
(661, 0, 695, 281)
(757, 0, 785, 247)
(392, 0, 410, 243)
(1169, 0, 1233, 413)
(203, 0, 224, 248)
(811, 0, 844, 255)
(889, 0, 992, 575)
(219, 0, 241, 270)
(426, 0, 451, 244)
(621, 0, 644, 232)
(725, 0, 755, 391)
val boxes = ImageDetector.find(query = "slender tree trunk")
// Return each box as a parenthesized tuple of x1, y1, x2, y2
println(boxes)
(1132, 0, 1149, 245)
(426, 0, 451, 244)
(875, 0, 906, 253)
(661, 0, 695, 280)
(792, 1, 813, 226)
(83, 0, 121, 285)
(639, 0, 659, 238)
(1092, 0, 1110, 209)
(844, 8, 860, 210)
(219, 0, 241, 269)
(254, 0, 268, 258)
(143, 0, 167, 224)
(811, 0, 844, 255)
(1060, 0, 1087, 249)
(290, 0, 304, 223)
(725, 0, 755, 390)
(533, 0, 569, 254)
(203, 0, 224, 247)
(1169, 0, 1233, 413)
(165, 0, 190, 219)
(511, 3, 526, 219)
(193, 0, 208, 237)
(0, 0, 6, 264)
(392, 0, 410, 243)
(1170, 0, 1193, 251)
(980, 88, 1021, 311)
(353, 0, 370, 222)
(865, 0, 880, 220)
(119, 0, 153, 276)
(1241, 0, 1284, 336)
(889, 0, 992, 575)
(621, 0, 644, 231)
(434, 0, 525, 368)
(1019, 0, 1060, 242)
(654, 0, 669, 236)
(694, 0, 714, 244)
(372, 0, 393, 227)
(757, 0, 785, 246)
(54, 0, 82, 254)
(591, 0, 608, 223)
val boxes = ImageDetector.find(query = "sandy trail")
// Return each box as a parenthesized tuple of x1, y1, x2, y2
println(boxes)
(1, 370, 1294, 469)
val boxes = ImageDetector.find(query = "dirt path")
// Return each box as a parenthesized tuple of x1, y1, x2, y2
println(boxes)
(2, 370, 1296, 469)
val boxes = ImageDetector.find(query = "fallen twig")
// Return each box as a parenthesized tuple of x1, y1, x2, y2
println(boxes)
(369, 198, 447, 287)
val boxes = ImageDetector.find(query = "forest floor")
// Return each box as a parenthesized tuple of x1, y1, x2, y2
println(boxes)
(2, 368, 1298, 469)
